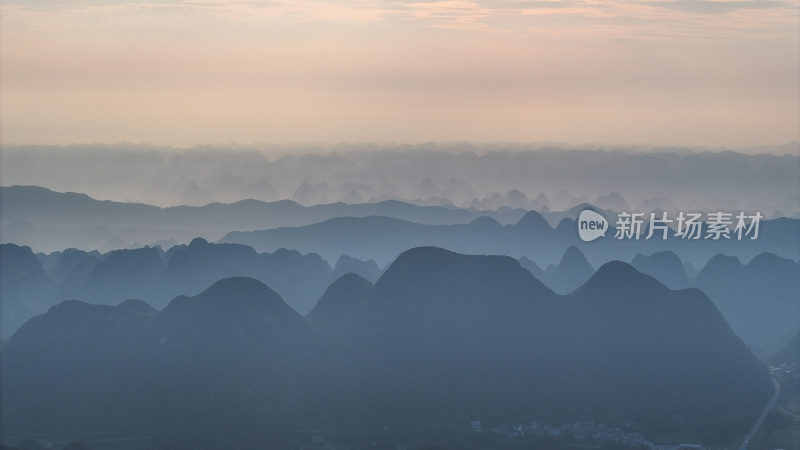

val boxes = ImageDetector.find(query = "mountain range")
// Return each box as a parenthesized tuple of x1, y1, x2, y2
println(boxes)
(1, 247, 773, 448)
(4, 144, 798, 214)
(5, 238, 798, 363)
(6, 185, 798, 260)
(0, 241, 378, 336)
(221, 211, 800, 268)
(694, 252, 800, 359)
(1, 185, 530, 253)
(522, 247, 800, 360)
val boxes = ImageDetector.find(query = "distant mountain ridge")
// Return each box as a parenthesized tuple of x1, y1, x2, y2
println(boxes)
(0, 185, 530, 252)
(0, 241, 380, 336)
(631, 250, 691, 289)
(541, 245, 595, 294)
(4, 144, 797, 216)
(221, 211, 800, 268)
(12, 184, 793, 259)
(695, 252, 800, 359)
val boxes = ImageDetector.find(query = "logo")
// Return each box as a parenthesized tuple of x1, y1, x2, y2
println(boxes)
(577, 209, 608, 242)
(575, 209, 762, 242)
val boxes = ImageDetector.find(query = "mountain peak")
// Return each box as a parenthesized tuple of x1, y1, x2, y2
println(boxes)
(697, 254, 744, 280)
(589, 260, 644, 280)
(748, 252, 794, 268)
(708, 253, 743, 266)
(555, 217, 574, 234)
(333, 254, 381, 282)
(559, 246, 590, 268)
(630, 251, 689, 289)
(389, 246, 459, 267)
(307, 273, 372, 321)
(375, 247, 555, 311)
(542, 246, 594, 294)
(117, 298, 157, 315)
(507, 189, 528, 200)
(188, 237, 210, 248)
(515, 210, 551, 231)
(201, 276, 277, 300)
(164, 277, 300, 320)
(575, 260, 666, 300)
(469, 215, 501, 228)
(48, 299, 97, 315)
(594, 192, 629, 210)
(518, 256, 544, 279)
(532, 193, 551, 208)
(633, 250, 681, 266)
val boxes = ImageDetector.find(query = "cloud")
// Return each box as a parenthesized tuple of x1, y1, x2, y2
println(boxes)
(1, 0, 797, 146)
(651, 0, 793, 14)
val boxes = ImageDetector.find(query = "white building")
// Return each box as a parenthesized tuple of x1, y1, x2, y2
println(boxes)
(470, 420, 481, 432)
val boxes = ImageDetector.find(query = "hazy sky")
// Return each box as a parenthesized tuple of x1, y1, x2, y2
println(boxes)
(1, 0, 798, 147)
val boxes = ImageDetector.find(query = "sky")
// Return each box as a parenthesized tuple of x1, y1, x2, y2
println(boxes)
(1, 0, 798, 148)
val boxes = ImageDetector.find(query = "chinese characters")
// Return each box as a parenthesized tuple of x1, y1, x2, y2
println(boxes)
(613, 211, 762, 240)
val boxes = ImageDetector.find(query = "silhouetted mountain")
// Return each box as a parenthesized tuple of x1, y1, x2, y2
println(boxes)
(333, 255, 381, 282)
(293, 181, 330, 205)
(542, 202, 616, 228)
(517, 256, 544, 279)
(769, 328, 800, 424)
(0, 245, 58, 309)
(631, 251, 690, 289)
(341, 189, 364, 204)
(150, 238, 262, 303)
(541, 246, 594, 294)
(312, 247, 562, 425)
(152, 238, 335, 313)
(566, 261, 771, 442)
(372, 246, 554, 311)
(161, 276, 301, 322)
(43, 248, 100, 286)
(552, 188, 584, 210)
(468, 215, 503, 231)
(506, 189, 530, 208)
(2, 277, 310, 449)
(772, 330, 800, 365)
(412, 178, 442, 199)
(224, 216, 435, 265)
(593, 192, 629, 211)
(226, 214, 557, 266)
(0, 244, 59, 337)
(0, 185, 528, 253)
(1, 248, 773, 447)
(257, 248, 336, 315)
(514, 210, 551, 233)
(322, 249, 770, 441)
(2, 299, 154, 434)
(307, 273, 372, 322)
(531, 193, 551, 210)
(63, 247, 163, 304)
(2, 240, 342, 337)
(469, 190, 546, 210)
(222, 212, 800, 269)
(5, 145, 798, 218)
(117, 298, 157, 315)
(695, 253, 800, 359)
(683, 261, 698, 279)
(8, 184, 798, 268)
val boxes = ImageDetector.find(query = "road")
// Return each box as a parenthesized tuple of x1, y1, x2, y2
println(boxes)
(738, 377, 781, 450)
(298, 439, 335, 450)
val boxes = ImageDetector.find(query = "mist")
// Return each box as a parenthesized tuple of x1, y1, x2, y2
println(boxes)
(3, 143, 798, 213)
